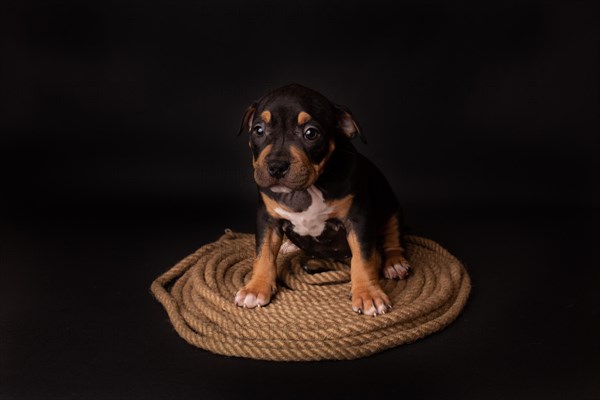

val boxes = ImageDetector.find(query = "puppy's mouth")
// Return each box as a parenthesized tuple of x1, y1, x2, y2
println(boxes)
(253, 167, 313, 192)
(255, 177, 311, 192)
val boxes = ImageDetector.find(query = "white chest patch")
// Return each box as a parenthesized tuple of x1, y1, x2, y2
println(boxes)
(274, 186, 333, 237)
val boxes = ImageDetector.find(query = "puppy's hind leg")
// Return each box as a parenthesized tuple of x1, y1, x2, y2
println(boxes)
(381, 213, 411, 279)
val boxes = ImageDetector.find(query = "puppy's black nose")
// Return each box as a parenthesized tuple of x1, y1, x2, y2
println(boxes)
(267, 160, 290, 178)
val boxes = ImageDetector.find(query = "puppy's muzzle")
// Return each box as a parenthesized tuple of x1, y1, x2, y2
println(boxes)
(254, 148, 314, 190)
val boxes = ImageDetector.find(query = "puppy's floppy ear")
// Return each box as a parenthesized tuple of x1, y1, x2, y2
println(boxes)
(335, 104, 366, 144)
(238, 103, 257, 136)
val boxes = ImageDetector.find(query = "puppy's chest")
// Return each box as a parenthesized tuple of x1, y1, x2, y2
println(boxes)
(273, 186, 334, 236)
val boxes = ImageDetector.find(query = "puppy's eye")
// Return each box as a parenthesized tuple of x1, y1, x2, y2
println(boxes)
(304, 127, 319, 141)
(253, 126, 265, 136)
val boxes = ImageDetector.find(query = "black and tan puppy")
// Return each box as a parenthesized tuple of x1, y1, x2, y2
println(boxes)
(235, 84, 411, 316)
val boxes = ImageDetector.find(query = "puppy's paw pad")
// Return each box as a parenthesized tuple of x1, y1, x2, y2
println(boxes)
(351, 287, 391, 316)
(383, 257, 411, 280)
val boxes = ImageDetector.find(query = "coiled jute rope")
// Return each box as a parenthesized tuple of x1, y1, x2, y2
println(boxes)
(150, 230, 471, 361)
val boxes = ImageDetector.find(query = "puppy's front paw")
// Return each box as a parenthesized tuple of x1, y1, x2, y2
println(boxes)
(383, 255, 411, 280)
(351, 285, 391, 316)
(234, 279, 277, 308)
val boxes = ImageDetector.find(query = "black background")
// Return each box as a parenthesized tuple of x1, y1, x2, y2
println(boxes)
(1, 0, 598, 399)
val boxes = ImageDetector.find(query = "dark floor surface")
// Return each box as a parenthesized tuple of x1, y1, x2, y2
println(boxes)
(1, 0, 598, 398)
(2, 202, 598, 400)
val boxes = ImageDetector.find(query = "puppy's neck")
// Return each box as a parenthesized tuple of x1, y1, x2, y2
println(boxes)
(260, 186, 313, 212)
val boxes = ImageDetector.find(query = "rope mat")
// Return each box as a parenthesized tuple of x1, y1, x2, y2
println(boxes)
(150, 230, 471, 361)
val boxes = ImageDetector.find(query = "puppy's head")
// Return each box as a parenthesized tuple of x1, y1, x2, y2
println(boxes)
(238, 84, 363, 192)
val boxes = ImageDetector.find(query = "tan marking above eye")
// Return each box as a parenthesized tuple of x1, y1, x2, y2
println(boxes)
(297, 111, 311, 125)
(260, 110, 272, 124)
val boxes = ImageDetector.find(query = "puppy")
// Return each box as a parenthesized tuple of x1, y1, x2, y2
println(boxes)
(235, 84, 411, 316)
